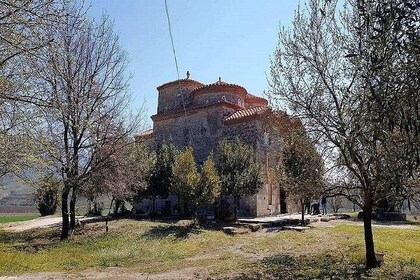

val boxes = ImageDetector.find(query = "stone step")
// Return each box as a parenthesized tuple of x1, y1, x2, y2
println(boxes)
(283, 226, 310, 232)
(222, 226, 249, 235)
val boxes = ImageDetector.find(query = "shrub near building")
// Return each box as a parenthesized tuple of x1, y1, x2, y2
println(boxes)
(34, 176, 60, 216)
(170, 147, 220, 219)
(214, 139, 263, 221)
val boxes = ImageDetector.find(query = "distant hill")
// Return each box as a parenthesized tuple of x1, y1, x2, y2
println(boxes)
(0, 175, 34, 207)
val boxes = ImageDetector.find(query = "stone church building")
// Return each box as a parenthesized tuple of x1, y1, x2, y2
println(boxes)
(136, 75, 300, 217)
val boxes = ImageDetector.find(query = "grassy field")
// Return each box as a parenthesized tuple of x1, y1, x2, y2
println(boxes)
(0, 214, 39, 224)
(0, 219, 419, 279)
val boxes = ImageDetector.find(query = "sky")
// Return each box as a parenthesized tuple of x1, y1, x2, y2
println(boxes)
(88, 1, 298, 127)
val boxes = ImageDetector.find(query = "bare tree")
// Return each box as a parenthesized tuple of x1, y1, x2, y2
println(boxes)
(82, 137, 155, 217)
(0, 101, 29, 178)
(30, 2, 143, 239)
(269, 0, 419, 269)
(0, 0, 59, 67)
(329, 196, 344, 213)
(0, 0, 63, 179)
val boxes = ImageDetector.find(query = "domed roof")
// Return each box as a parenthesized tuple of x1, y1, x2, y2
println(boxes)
(156, 78, 204, 92)
(245, 93, 268, 106)
(191, 77, 247, 96)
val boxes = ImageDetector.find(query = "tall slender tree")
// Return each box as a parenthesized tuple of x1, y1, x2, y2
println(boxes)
(30, 2, 141, 239)
(148, 142, 178, 217)
(269, 0, 419, 268)
(170, 147, 200, 217)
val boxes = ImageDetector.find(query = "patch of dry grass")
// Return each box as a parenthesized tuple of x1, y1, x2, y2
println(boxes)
(0, 218, 418, 279)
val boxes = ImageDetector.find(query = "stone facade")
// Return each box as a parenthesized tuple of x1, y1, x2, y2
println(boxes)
(136, 77, 298, 217)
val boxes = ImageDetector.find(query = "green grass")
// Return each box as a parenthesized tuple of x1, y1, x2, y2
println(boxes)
(0, 214, 39, 224)
(0, 219, 418, 279)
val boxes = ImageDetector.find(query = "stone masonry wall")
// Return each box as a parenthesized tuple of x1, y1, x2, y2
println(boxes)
(222, 119, 282, 216)
(194, 91, 244, 108)
(157, 84, 198, 114)
(153, 104, 237, 162)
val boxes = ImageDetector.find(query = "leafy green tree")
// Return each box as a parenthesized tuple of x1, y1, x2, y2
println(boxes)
(129, 142, 156, 205)
(282, 129, 324, 225)
(197, 154, 221, 206)
(171, 148, 221, 218)
(215, 139, 263, 221)
(170, 147, 200, 217)
(148, 142, 178, 217)
(34, 175, 60, 216)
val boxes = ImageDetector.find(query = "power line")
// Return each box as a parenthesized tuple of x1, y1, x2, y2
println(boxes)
(164, 0, 191, 144)
(164, 0, 180, 81)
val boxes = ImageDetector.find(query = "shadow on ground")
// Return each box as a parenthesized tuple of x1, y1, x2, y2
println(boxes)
(142, 224, 202, 239)
(0, 227, 61, 252)
(141, 218, 248, 240)
(226, 253, 370, 280)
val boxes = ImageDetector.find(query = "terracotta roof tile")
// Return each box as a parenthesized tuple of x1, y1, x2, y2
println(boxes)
(134, 129, 153, 141)
(245, 93, 267, 102)
(191, 78, 247, 96)
(224, 106, 270, 123)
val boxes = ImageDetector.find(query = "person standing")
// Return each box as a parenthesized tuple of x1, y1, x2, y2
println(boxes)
(321, 195, 327, 215)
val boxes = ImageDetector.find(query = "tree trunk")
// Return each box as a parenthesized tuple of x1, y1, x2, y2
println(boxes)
(114, 199, 120, 216)
(105, 198, 114, 233)
(69, 187, 77, 230)
(363, 204, 378, 269)
(301, 199, 305, 225)
(233, 196, 238, 222)
(177, 198, 182, 218)
(152, 198, 156, 220)
(183, 201, 189, 218)
(60, 188, 70, 240)
(194, 202, 198, 225)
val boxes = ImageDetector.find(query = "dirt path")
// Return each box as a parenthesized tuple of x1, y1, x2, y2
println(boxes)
(0, 266, 210, 280)
(311, 218, 420, 229)
(2, 214, 418, 233)
(0, 216, 103, 232)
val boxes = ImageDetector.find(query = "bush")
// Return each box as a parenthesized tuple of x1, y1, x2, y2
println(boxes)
(34, 177, 60, 216)
(86, 198, 103, 216)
